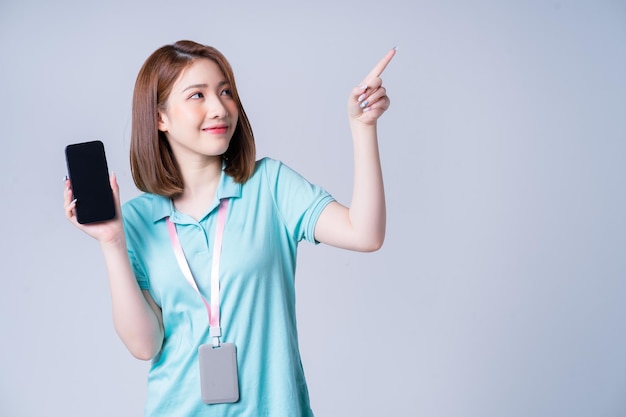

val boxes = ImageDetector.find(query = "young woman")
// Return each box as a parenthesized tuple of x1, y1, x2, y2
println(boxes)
(64, 40, 395, 416)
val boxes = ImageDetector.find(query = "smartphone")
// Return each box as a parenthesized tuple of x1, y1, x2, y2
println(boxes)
(65, 140, 116, 224)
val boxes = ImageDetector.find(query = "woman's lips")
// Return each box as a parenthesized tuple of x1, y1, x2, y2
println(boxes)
(203, 125, 228, 134)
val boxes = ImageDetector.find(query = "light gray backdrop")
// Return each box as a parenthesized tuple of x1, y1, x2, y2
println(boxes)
(1, 0, 625, 416)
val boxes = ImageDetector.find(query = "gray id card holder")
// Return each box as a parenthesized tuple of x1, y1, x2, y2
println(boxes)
(198, 342, 240, 404)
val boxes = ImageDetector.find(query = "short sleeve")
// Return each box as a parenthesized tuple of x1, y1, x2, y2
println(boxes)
(122, 203, 150, 290)
(262, 158, 335, 243)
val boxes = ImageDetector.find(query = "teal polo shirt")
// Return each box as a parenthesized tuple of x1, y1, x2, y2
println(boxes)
(122, 157, 334, 417)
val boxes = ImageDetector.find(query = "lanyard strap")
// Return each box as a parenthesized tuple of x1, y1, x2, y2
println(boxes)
(166, 199, 229, 347)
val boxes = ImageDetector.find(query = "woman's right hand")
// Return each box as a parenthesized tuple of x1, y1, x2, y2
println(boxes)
(64, 173, 125, 244)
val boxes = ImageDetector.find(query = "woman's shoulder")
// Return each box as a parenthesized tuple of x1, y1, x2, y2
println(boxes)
(121, 193, 168, 223)
(122, 192, 156, 211)
(252, 157, 299, 179)
(249, 157, 320, 195)
(254, 156, 280, 170)
(247, 157, 281, 183)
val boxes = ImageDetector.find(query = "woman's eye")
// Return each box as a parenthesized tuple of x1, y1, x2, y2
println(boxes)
(190, 92, 204, 99)
(221, 89, 232, 96)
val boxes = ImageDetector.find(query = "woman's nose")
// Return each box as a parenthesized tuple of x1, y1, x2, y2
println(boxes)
(206, 94, 227, 118)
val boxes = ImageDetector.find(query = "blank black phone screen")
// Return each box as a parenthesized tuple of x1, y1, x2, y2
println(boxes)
(65, 140, 116, 224)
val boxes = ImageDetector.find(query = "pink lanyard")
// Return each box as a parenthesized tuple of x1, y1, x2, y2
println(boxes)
(166, 199, 229, 347)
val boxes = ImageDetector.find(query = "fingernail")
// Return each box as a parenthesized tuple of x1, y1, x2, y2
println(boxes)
(70, 198, 77, 205)
(393, 45, 399, 51)
(357, 93, 366, 102)
(359, 100, 369, 109)
(359, 84, 368, 91)
(363, 107, 371, 112)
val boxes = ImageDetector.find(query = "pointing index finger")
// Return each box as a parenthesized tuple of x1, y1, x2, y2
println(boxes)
(366, 47, 397, 80)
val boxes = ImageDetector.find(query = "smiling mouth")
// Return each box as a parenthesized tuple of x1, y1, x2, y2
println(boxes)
(203, 125, 229, 134)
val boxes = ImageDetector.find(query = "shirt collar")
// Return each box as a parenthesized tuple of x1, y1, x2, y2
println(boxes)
(151, 165, 242, 223)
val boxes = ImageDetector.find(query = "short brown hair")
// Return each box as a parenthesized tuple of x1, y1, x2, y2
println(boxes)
(130, 40, 256, 197)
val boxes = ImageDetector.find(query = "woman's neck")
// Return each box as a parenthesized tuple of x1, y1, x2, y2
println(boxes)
(173, 156, 223, 220)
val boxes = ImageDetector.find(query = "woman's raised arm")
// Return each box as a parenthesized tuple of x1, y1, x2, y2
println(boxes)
(314, 48, 396, 252)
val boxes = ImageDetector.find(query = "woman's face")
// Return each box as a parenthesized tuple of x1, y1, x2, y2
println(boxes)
(157, 58, 239, 162)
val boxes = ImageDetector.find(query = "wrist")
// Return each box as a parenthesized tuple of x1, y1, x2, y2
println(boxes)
(99, 234, 127, 251)
(350, 119, 378, 139)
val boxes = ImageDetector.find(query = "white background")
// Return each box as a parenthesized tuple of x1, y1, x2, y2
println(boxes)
(1, 0, 625, 416)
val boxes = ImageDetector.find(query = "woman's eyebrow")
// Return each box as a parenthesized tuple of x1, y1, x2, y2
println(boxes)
(182, 80, 229, 92)
(182, 83, 208, 92)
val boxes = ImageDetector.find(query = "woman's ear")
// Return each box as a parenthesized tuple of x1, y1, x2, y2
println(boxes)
(157, 110, 168, 132)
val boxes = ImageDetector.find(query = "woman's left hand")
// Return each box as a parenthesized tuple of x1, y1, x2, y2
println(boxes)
(348, 47, 396, 125)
